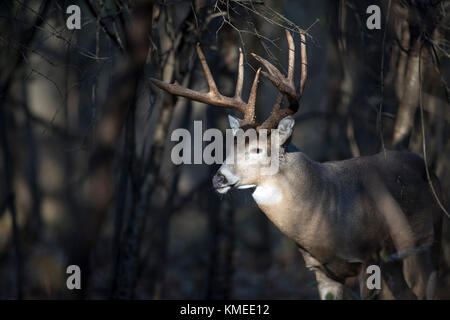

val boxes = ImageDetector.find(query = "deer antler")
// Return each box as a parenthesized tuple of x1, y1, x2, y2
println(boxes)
(150, 43, 261, 127)
(252, 29, 307, 130)
(150, 30, 307, 130)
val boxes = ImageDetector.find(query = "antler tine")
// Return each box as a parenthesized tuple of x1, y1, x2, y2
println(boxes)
(299, 32, 307, 97)
(235, 48, 244, 100)
(251, 55, 289, 93)
(286, 29, 295, 84)
(150, 43, 261, 127)
(254, 30, 308, 130)
(196, 43, 219, 95)
(250, 54, 297, 107)
(244, 68, 261, 125)
(265, 30, 293, 115)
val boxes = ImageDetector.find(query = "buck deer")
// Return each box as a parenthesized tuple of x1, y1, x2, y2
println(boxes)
(150, 30, 444, 299)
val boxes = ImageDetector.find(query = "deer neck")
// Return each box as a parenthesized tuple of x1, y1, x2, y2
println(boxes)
(252, 150, 337, 246)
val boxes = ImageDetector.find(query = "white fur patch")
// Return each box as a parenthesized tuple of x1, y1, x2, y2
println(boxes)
(252, 185, 282, 205)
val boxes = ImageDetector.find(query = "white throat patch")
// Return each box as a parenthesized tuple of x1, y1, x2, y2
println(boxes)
(252, 184, 282, 205)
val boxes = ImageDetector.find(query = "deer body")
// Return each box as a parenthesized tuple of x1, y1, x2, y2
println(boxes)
(151, 30, 443, 299)
(213, 120, 442, 299)
(246, 148, 442, 299)
(253, 150, 436, 261)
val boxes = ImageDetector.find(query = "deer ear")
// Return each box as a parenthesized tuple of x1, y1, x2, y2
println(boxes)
(277, 116, 295, 145)
(228, 115, 240, 135)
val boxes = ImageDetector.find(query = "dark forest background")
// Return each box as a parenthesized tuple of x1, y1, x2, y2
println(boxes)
(0, 0, 449, 299)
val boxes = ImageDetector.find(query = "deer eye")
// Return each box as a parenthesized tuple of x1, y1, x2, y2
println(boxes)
(250, 148, 263, 154)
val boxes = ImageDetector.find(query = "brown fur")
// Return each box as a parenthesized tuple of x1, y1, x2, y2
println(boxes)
(253, 150, 443, 299)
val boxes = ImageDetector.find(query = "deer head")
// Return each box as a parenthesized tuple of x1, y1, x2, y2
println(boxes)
(150, 29, 307, 194)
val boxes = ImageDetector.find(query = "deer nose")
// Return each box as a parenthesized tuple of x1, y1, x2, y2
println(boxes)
(212, 173, 228, 188)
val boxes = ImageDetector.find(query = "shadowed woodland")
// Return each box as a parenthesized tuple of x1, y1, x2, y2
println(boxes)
(0, 0, 449, 299)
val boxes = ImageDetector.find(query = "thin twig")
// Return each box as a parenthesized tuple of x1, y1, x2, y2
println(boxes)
(84, 0, 125, 53)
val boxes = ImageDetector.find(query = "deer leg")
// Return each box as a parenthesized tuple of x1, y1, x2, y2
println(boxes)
(298, 248, 345, 300)
(403, 250, 437, 299)
(380, 260, 417, 299)
(314, 269, 345, 300)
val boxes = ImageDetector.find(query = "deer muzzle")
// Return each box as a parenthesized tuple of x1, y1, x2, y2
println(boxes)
(212, 173, 228, 189)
